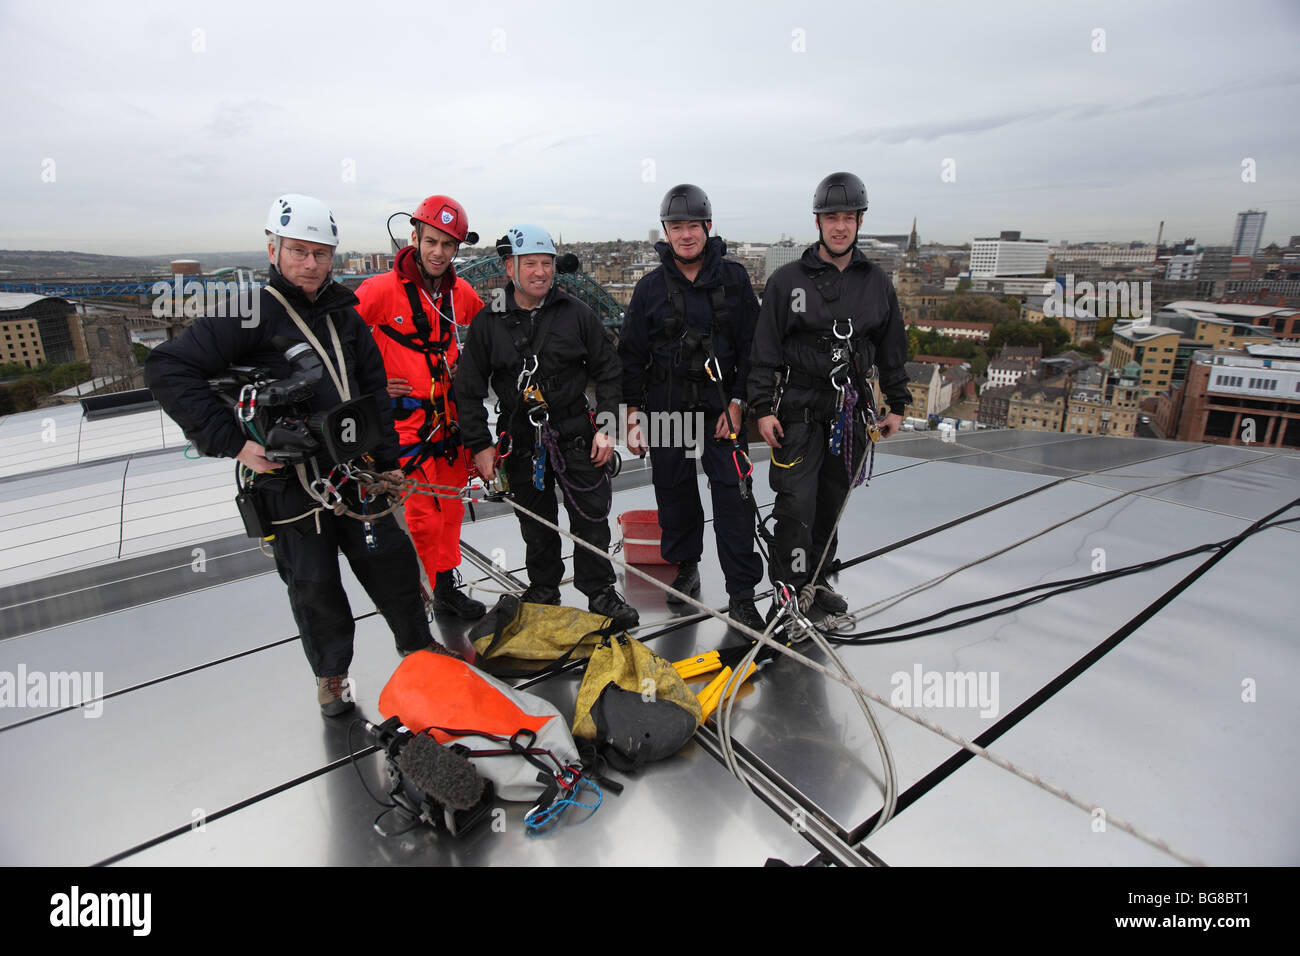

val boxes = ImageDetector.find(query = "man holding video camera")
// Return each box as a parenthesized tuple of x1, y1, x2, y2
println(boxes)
(146, 193, 451, 719)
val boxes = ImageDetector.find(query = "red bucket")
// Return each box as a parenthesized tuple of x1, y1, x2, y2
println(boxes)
(618, 510, 671, 565)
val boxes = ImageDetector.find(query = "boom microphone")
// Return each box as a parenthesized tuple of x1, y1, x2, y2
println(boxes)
(556, 252, 581, 274)
(365, 718, 485, 811)
(396, 733, 486, 811)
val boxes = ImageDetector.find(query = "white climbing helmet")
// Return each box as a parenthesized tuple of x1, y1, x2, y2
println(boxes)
(265, 194, 340, 246)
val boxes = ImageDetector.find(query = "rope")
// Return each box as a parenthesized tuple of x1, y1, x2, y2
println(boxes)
(524, 777, 602, 829)
(830, 450, 1291, 625)
(492, 476, 1207, 866)
(539, 421, 611, 523)
(840, 383, 872, 488)
(226, 422, 1263, 866)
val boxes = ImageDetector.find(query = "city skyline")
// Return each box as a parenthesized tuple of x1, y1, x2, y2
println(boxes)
(3, 1, 1298, 256)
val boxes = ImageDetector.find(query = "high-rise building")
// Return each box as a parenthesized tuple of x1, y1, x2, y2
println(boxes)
(764, 241, 801, 277)
(969, 231, 1049, 277)
(1232, 210, 1267, 258)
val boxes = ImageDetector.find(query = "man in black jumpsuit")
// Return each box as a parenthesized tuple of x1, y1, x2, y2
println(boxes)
(456, 223, 639, 630)
(619, 184, 765, 631)
(146, 193, 447, 718)
(748, 173, 909, 614)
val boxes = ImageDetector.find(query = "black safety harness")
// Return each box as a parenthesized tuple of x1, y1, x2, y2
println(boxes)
(776, 271, 878, 424)
(643, 272, 754, 497)
(505, 301, 612, 517)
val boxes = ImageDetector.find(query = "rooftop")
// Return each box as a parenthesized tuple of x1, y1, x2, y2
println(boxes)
(1, 401, 1296, 866)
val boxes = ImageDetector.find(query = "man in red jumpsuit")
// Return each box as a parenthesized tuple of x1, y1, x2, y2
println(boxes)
(355, 194, 486, 619)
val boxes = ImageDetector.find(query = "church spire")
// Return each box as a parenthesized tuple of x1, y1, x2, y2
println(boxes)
(907, 217, 918, 253)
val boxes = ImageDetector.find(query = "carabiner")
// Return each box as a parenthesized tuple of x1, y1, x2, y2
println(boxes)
(516, 355, 539, 392)
(310, 478, 344, 510)
(236, 384, 257, 422)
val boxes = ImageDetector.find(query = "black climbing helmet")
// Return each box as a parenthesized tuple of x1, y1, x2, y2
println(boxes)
(659, 184, 712, 222)
(812, 172, 868, 214)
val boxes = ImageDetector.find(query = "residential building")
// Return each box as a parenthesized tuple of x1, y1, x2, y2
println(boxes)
(1006, 378, 1067, 432)
(986, 358, 1029, 390)
(1001, 345, 1042, 370)
(906, 319, 992, 342)
(978, 384, 1014, 426)
(904, 361, 942, 418)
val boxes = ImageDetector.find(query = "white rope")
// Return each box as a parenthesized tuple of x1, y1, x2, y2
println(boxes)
(491, 485, 1207, 866)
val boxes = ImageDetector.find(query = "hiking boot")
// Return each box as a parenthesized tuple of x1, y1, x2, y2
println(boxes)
(432, 569, 486, 620)
(727, 596, 765, 633)
(399, 640, 461, 659)
(520, 585, 562, 606)
(666, 560, 701, 605)
(316, 674, 355, 718)
(589, 587, 640, 630)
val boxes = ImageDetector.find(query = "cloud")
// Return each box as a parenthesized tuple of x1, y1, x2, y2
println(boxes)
(206, 99, 281, 138)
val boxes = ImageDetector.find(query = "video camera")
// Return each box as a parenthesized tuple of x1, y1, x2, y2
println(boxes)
(209, 338, 382, 466)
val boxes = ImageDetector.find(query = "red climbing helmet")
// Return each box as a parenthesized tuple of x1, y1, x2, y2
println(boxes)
(411, 195, 478, 245)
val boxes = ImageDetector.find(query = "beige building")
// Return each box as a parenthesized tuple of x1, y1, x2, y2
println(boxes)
(904, 361, 942, 418)
(1109, 325, 1181, 398)
(1, 316, 45, 368)
(1064, 369, 1140, 436)
(1006, 380, 1067, 432)
(1191, 316, 1274, 350)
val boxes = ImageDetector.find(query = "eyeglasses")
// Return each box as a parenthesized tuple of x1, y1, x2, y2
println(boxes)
(281, 245, 334, 264)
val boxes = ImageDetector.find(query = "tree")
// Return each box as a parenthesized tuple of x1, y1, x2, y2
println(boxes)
(940, 294, 1018, 326)
(955, 278, 971, 294)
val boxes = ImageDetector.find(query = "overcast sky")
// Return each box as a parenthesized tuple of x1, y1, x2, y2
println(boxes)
(2, 0, 1298, 256)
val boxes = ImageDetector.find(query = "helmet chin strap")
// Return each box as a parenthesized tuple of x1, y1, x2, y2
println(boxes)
(667, 221, 709, 265)
(817, 215, 859, 260)
(512, 256, 553, 305)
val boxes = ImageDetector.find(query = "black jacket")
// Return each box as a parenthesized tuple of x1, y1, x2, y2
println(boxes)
(145, 268, 401, 469)
(618, 237, 758, 411)
(455, 283, 621, 454)
(748, 245, 911, 419)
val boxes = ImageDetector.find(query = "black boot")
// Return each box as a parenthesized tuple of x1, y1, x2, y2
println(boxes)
(589, 587, 640, 630)
(727, 594, 764, 633)
(520, 584, 562, 606)
(666, 560, 701, 605)
(432, 569, 486, 620)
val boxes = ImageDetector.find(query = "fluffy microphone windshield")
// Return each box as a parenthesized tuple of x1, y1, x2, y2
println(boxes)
(396, 733, 486, 811)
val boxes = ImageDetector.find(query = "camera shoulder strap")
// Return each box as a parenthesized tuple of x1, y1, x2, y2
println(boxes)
(266, 286, 350, 401)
